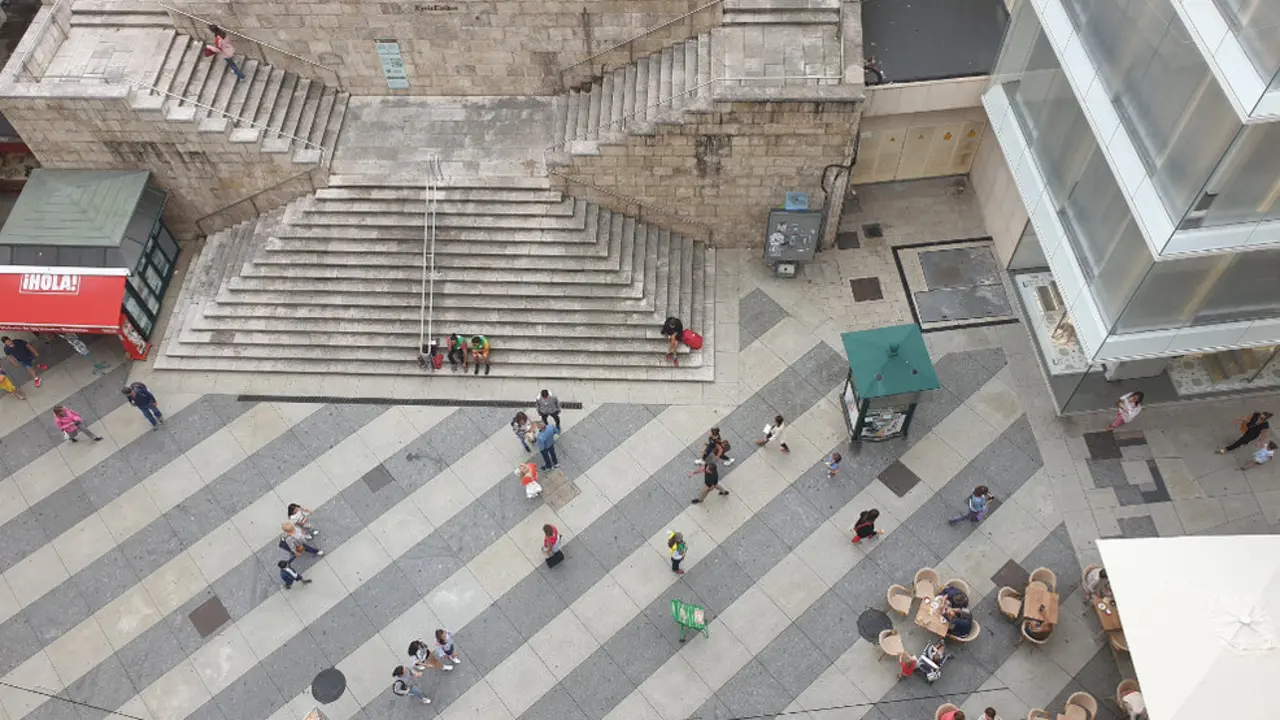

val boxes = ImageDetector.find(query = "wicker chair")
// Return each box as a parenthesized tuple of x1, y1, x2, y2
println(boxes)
(1110, 631, 1129, 653)
(949, 619, 981, 643)
(998, 586, 1024, 620)
(936, 703, 961, 720)
(887, 584, 914, 616)
(1066, 691, 1099, 720)
(1114, 678, 1140, 708)
(1027, 711, 1052, 720)
(944, 578, 972, 598)
(878, 628, 904, 662)
(1081, 563, 1103, 595)
(914, 567, 941, 599)
(1020, 619, 1050, 645)
(1030, 566, 1058, 592)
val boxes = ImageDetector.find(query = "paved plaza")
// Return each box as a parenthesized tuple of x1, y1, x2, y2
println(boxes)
(0, 183, 1278, 720)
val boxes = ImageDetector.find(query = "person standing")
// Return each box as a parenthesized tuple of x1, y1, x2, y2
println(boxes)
(948, 486, 995, 525)
(1217, 411, 1273, 454)
(1108, 391, 1144, 430)
(207, 25, 245, 80)
(469, 335, 491, 376)
(511, 411, 533, 452)
(695, 427, 734, 466)
(278, 558, 311, 589)
(536, 389, 562, 427)
(409, 638, 452, 671)
(433, 629, 461, 667)
(668, 531, 687, 575)
(850, 509, 885, 544)
(391, 666, 431, 704)
(122, 382, 164, 428)
(1242, 441, 1278, 471)
(280, 522, 324, 556)
(825, 453, 842, 477)
(0, 368, 26, 401)
(756, 415, 790, 454)
(536, 421, 560, 470)
(542, 524, 564, 565)
(53, 405, 103, 442)
(689, 458, 729, 504)
(287, 503, 317, 538)
(661, 316, 683, 364)
(2, 336, 44, 388)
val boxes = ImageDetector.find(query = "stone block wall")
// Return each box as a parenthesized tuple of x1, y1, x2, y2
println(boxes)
(555, 101, 860, 248)
(0, 93, 318, 238)
(162, 0, 711, 96)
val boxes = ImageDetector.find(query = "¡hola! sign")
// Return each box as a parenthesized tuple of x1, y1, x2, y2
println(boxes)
(18, 273, 81, 295)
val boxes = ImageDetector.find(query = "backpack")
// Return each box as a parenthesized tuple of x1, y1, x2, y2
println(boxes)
(278, 537, 291, 553)
(681, 329, 703, 350)
(431, 353, 443, 370)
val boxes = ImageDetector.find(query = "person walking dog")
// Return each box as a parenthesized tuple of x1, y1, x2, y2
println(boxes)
(123, 382, 164, 428)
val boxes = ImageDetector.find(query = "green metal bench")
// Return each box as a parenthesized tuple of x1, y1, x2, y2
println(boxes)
(670, 599, 709, 642)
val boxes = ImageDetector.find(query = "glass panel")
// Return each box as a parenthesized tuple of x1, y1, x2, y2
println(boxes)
(1213, 0, 1280, 84)
(1195, 250, 1280, 325)
(143, 263, 163, 296)
(1196, 123, 1280, 227)
(1063, 0, 1239, 221)
(1009, 222, 1048, 270)
(148, 247, 172, 278)
(1113, 254, 1226, 332)
(155, 224, 178, 262)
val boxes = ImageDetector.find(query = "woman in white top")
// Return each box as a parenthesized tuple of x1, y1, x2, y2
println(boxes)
(1109, 392, 1144, 430)
(756, 415, 791, 454)
(287, 503, 316, 539)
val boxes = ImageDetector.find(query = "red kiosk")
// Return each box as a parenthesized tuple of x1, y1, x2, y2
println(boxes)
(0, 169, 179, 360)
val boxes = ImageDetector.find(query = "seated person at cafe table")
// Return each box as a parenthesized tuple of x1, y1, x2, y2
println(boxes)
(940, 586, 969, 609)
(945, 607, 973, 637)
(1023, 616, 1054, 641)
(1084, 567, 1112, 600)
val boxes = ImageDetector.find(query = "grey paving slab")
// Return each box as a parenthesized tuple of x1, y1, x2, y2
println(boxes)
(537, 540, 610, 606)
(1003, 414, 1043, 464)
(739, 288, 789, 347)
(455, 604, 525, 675)
(247, 430, 313, 485)
(790, 342, 851, 398)
(0, 420, 63, 479)
(756, 623, 834, 697)
(1118, 514, 1158, 538)
(717, 658, 792, 718)
(1115, 484, 1147, 506)
(114, 622, 191, 692)
(758, 366, 826, 421)
(694, 694, 735, 720)
(438, 500, 506, 564)
(208, 461, 275, 515)
(960, 596, 1024, 675)
(1019, 524, 1081, 599)
(24, 579, 92, 645)
(603, 615, 678, 685)
(165, 588, 222, 655)
(909, 385, 964, 436)
(0, 613, 44, 677)
(352, 564, 424, 630)
(1069, 643, 1128, 712)
(31, 479, 96, 540)
(1084, 431, 1122, 460)
(213, 664, 289, 720)
(476, 472, 541, 530)
(757, 485, 829, 550)
(962, 433, 1042, 500)
(934, 350, 1004, 401)
(523, 685, 590, 720)
(166, 397, 242, 452)
(122, 424, 186, 478)
(342, 471, 411, 525)
(169, 487, 231, 544)
(496, 569, 568, 640)
(189, 595, 232, 638)
(721, 515, 790, 582)
(292, 404, 383, 455)
(311, 596, 381, 664)
(183, 702, 229, 720)
(263, 630, 331, 701)
(681, 548, 754, 614)
(362, 463, 395, 493)
(69, 546, 142, 614)
(558, 649, 635, 719)
(589, 402, 662, 446)
(66, 655, 142, 719)
(878, 459, 923, 497)
(1087, 459, 1128, 488)
(967, 346, 1008, 374)
(990, 558, 1027, 589)
(397, 534, 465, 597)
(572, 504, 647, 570)
(308, 494, 371, 549)
(613, 473, 685, 537)
(210, 555, 277, 621)
(795, 590, 865, 663)
(866, 524, 943, 585)
(1048, 678, 1124, 720)
(119, 515, 183, 578)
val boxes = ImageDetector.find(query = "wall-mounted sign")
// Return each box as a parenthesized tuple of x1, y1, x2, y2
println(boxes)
(374, 39, 409, 90)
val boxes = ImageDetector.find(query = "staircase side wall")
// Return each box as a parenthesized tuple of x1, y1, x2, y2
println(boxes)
(557, 100, 860, 248)
(1, 94, 320, 238)
(160, 0, 711, 96)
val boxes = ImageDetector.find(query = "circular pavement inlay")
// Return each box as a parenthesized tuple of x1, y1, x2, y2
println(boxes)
(311, 667, 346, 704)
(857, 608, 894, 642)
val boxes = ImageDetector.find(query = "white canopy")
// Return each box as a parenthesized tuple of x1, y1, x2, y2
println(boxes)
(1098, 535, 1280, 720)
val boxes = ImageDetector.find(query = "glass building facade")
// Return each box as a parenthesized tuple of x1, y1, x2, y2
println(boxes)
(984, 0, 1280, 411)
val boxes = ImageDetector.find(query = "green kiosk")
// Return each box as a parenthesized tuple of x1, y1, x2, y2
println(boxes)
(841, 324, 939, 442)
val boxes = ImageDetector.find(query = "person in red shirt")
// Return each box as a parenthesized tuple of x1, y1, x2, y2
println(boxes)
(541, 524, 561, 558)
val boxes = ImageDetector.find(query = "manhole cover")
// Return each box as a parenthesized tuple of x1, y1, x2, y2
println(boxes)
(861, 222, 884, 238)
(857, 608, 894, 642)
(311, 667, 346, 704)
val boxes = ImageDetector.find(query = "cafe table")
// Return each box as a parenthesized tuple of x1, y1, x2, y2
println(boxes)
(1093, 596, 1122, 632)
(1023, 581, 1060, 624)
(914, 595, 950, 637)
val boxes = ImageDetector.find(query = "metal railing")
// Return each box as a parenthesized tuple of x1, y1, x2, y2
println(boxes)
(560, 0, 724, 87)
(11, 0, 69, 81)
(419, 156, 443, 354)
(155, 1, 345, 90)
(194, 169, 319, 238)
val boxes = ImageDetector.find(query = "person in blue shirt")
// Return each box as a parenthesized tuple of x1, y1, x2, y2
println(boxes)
(122, 382, 165, 428)
(945, 606, 973, 639)
(536, 421, 560, 471)
(948, 485, 995, 525)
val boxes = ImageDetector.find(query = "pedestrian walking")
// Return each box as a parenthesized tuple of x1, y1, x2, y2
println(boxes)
(278, 558, 311, 589)
(0, 368, 26, 400)
(661, 316, 683, 364)
(825, 452, 842, 477)
(446, 333, 466, 371)
(516, 462, 542, 499)
(1108, 391, 1144, 430)
(850, 509, 885, 544)
(668, 531, 687, 574)
(207, 25, 245, 80)
(391, 666, 431, 704)
(469, 334, 491, 376)
(287, 503, 317, 538)
(2, 336, 44, 387)
(947, 486, 995, 525)
(53, 405, 102, 442)
(983, 708, 1002, 720)
(433, 629, 461, 666)
(689, 458, 729, 504)
(409, 638, 453, 671)
(122, 382, 164, 428)
(536, 421, 560, 470)
(536, 389, 562, 427)
(511, 411, 534, 452)
(542, 524, 564, 566)
(756, 415, 790, 453)
(1217, 411, 1274, 454)
(60, 333, 109, 375)
(280, 522, 324, 556)
(695, 427, 734, 466)
(1242, 441, 1277, 471)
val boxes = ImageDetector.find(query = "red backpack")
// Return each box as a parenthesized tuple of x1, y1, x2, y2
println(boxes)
(681, 329, 703, 350)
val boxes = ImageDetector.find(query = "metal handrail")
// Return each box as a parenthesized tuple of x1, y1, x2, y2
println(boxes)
(155, 1, 344, 90)
(560, 0, 725, 75)
(193, 169, 317, 237)
(11, 0, 68, 81)
(420, 156, 442, 354)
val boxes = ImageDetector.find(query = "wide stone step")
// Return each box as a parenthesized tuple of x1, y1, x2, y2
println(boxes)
(253, 246, 627, 271)
(287, 204, 589, 231)
(203, 302, 674, 326)
(312, 186, 566, 204)
(219, 279, 662, 312)
(327, 174, 553, 190)
(230, 271, 647, 300)
(240, 260, 640, 286)
(177, 329, 684, 356)
(163, 340, 705, 367)
(301, 196, 578, 217)
(190, 315, 664, 338)
(69, 11, 172, 27)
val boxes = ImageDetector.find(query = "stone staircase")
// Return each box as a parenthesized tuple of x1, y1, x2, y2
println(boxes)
(65, 1, 350, 166)
(155, 176, 716, 381)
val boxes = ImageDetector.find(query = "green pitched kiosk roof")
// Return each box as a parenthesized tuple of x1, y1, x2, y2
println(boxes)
(841, 324, 939, 398)
(0, 169, 150, 248)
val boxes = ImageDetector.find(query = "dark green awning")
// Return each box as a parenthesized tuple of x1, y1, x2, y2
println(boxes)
(841, 324, 939, 398)
(0, 169, 150, 248)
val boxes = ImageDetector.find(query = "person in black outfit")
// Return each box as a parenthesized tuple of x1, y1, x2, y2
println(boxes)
(446, 333, 466, 371)
(1218, 411, 1273, 454)
(660, 316, 683, 360)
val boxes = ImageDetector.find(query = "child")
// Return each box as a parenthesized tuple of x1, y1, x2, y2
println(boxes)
(1243, 441, 1278, 471)
(0, 368, 26, 400)
(517, 463, 542, 499)
(434, 629, 461, 667)
(668, 531, 687, 574)
(409, 639, 452, 671)
(948, 485, 995, 525)
(277, 558, 311, 589)
(287, 503, 317, 538)
(391, 665, 431, 704)
(1109, 391, 1144, 430)
(825, 452, 842, 477)
(850, 509, 885, 544)
(756, 415, 790, 453)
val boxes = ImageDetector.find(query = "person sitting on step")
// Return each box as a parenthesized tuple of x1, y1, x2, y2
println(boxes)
(469, 334, 491, 376)
(446, 333, 466, 371)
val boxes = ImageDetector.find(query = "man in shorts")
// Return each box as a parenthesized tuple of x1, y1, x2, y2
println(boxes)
(688, 457, 730, 504)
(469, 335, 491, 376)
(0, 368, 26, 400)
(2, 336, 44, 388)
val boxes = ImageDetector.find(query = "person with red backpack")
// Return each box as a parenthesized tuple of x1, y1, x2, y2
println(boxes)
(661, 316, 683, 362)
